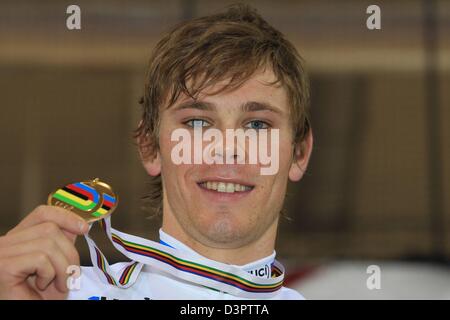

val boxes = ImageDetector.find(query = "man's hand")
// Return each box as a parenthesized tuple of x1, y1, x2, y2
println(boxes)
(0, 205, 89, 300)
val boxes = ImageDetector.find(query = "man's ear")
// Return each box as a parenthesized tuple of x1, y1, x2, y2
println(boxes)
(288, 129, 313, 182)
(137, 133, 161, 176)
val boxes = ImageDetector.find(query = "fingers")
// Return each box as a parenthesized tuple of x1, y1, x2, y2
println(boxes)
(8, 205, 89, 236)
(0, 204, 88, 299)
(0, 239, 71, 293)
(0, 222, 80, 266)
(0, 253, 56, 292)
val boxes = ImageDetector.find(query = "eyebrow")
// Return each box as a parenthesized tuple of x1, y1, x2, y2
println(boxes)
(171, 100, 283, 115)
(241, 101, 283, 115)
(172, 100, 215, 112)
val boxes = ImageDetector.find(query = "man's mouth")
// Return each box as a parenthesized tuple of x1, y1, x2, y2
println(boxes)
(198, 181, 254, 193)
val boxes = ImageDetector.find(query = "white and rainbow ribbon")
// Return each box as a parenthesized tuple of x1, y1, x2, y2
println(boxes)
(84, 216, 285, 299)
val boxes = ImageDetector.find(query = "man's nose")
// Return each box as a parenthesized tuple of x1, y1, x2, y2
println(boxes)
(203, 130, 246, 164)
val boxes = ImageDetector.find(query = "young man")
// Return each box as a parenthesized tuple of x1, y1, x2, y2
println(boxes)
(0, 5, 312, 300)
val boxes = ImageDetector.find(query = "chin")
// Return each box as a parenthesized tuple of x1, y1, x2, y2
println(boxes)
(194, 211, 253, 245)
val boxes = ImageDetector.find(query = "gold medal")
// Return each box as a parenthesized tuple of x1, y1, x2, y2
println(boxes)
(47, 178, 119, 223)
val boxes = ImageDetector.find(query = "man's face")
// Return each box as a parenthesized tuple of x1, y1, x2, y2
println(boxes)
(146, 69, 308, 249)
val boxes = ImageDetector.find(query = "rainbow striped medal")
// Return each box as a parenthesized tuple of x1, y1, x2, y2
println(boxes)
(48, 178, 118, 223)
(48, 179, 285, 299)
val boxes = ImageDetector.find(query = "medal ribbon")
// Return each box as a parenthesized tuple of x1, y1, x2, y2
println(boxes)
(84, 216, 285, 299)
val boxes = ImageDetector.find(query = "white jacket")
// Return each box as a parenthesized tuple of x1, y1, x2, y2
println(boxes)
(67, 230, 304, 300)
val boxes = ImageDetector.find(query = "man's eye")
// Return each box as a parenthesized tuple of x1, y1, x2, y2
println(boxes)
(185, 119, 211, 128)
(244, 120, 270, 130)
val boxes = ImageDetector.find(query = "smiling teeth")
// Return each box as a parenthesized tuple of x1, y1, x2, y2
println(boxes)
(201, 182, 252, 193)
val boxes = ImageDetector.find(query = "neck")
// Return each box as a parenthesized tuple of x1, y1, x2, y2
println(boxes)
(161, 212, 278, 266)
